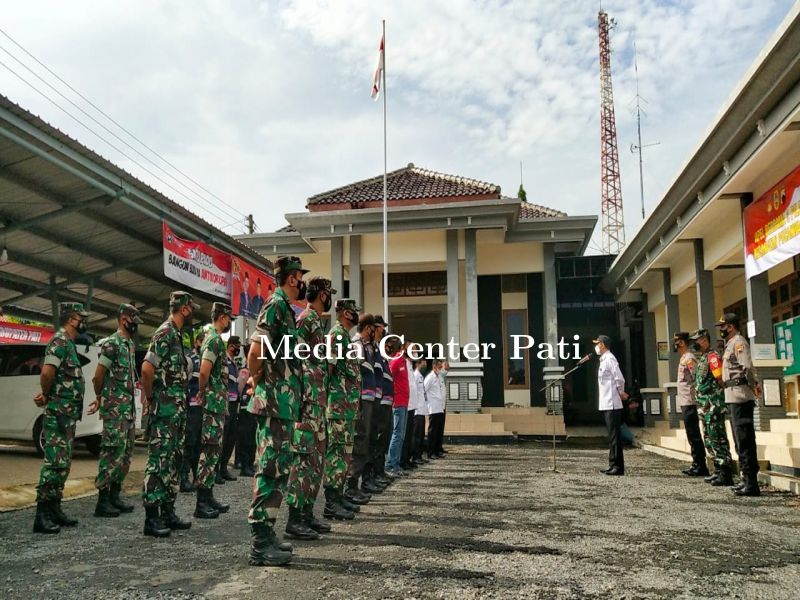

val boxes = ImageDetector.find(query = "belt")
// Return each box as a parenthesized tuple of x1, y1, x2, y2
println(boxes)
(724, 377, 748, 388)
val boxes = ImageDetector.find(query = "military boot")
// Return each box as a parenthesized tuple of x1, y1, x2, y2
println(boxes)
(692, 464, 710, 477)
(303, 504, 332, 533)
(323, 488, 354, 521)
(285, 506, 322, 540)
(194, 488, 220, 519)
(110, 482, 134, 513)
(361, 477, 384, 494)
(206, 489, 230, 514)
(704, 469, 720, 484)
(340, 496, 361, 513)
(711, 466, 734, 486)
(220, 466, 238, 481)
(50, 499, 78, 527)
(32, 502, 60, 534)
(143, 506, 170, 538)
(162, 502, 192, 530)
(249, 522, 292, 567)
(94, 488, 121, 518)
(179, 467, 194, 493)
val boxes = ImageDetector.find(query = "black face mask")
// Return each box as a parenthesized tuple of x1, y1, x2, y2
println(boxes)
(183, 310, 193, 327)
(322, 293, 332, 313)
(124, 320, 138, 335)
(344, 310, 357, 325)
(74, 318, 87, 335)
(295, 280, 307, 302)
(720, 326, 730, 339)
(223, 322, 232, 333)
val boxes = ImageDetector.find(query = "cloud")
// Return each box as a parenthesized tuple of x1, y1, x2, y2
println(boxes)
(0, 0, 794, 249)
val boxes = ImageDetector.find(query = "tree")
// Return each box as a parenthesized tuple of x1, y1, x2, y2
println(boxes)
(517, 183, 527, 202)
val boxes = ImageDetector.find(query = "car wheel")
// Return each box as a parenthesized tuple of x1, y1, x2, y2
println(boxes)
(84, 434, 102, 457)
(33, 416, 45, 457)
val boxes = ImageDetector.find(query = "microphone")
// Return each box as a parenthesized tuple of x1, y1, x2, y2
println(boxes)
(578, 353, 593, 365)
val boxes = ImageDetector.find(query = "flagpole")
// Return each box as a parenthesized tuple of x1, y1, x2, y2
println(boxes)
(381, 19, 389, 326)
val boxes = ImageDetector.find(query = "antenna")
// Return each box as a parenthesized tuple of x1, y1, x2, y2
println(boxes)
(629, 41, 660, 220)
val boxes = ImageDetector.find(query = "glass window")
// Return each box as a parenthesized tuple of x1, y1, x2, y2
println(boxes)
(502, 274, 527, 293)
(502, 309, 529, 389)
(780, 284, 790, 303)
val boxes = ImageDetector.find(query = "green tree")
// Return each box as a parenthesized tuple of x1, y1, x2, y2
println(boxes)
(517, 183, 527, 202)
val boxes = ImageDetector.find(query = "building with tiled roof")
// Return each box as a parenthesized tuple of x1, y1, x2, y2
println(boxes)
(238, 164, 597, 422)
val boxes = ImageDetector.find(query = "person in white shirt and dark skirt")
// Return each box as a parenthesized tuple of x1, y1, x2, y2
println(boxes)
(595, 335, 628, 476)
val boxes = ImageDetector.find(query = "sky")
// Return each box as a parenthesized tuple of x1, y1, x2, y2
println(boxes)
(1, 0, 795, 252)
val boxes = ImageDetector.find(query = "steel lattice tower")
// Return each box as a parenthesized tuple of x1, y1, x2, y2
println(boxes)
(598, 10, 625, 254)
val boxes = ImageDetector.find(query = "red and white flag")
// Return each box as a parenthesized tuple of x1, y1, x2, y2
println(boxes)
(371, 34, 384, 100)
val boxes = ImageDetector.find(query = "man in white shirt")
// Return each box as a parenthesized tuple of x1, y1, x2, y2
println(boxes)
(412, 359, 429, 464)
(401, 350, 419, 470)
(423, 360, 447, 459)
(594, 335, 628, 476)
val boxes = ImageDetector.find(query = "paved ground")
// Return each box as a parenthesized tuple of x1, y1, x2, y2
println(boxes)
(0, 444, 798, 600)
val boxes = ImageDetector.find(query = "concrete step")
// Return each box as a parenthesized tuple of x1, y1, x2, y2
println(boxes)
(660, 435, 690, 453)
(770, 419, 800, 434)
(755, 431, 799, 447)
(763, 446, 800, 470)
(757, 471, 800, 494)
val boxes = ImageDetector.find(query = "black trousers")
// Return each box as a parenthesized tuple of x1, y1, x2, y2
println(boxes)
(182, 405, 203, 476)
(412, 414, 427, 460)
(602, 409, 624, 471)
(401, 409, 416, 467)
(427, 412, 445, 457)
(682, 404, 707, 467)
(235, 408, 256, 469)
(728, 401, 759, 483)
(350, 400, 375, 480)
(374, 403, 393, 473)
(220, 401, 239, 471)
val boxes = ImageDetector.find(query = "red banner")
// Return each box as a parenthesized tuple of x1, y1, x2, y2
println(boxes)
(0, 321, 54, 345)
(231, 256, 274, 318)
(162, 222, 232, 298)
(744, 164, 800, 279)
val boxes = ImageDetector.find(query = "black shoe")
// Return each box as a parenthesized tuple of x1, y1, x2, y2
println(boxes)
(417, 457, 430, 464)
(711, 467, 734, 487)
(600, 467, 613, 474)
(50, 500, 78, 527)
(323, 489, 355, 521)
(303, 505, 332, 533)
(162, 503, 192, 530)
(194, 489, 220, 519)
(374, 473, 391, 486)
(343, 487, 369, 505)
(604, 468, 624, 476)
(179, 473, 194, 493)
(110, 483, 134, 513)
(285, 507, 321, 540)
(220, 467, 238, 482)
(731, 481, 746, 492)
(240, 465, 256, 477)
(215, 471, 226, 485)
(704, 472, 719, 483)
(681, 465, 697, 476)
(734, 485, 761, 497)
(234, 461, 242, 469)
(340, 497, 361, 513)
(403, 462, 418, 470)
(33, 502, 60, 534)
(361, 480, 383, 494)
(428, 454, 441, 460)
(435, 452, 446, 458)
(249, 522, 292, 567)
(207, 490, 230, 514)
(692, 466, 710, 477)
(94, 488, 121, 518)
(143, 506, 171, 538)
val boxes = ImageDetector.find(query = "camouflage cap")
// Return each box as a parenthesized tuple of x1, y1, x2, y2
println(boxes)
(59, 302, 88, 318)
(672, 331, 690, 343)
(335, 298, 361, 313)
(228, 335, 241, 347)
(715, 312, 740, 328)
(274, 255, 309, 277)
(307, 276, 337, 295)
(211, 301, 233, 317)
(169, 290, 200, 310)
(118, 303, 143, 324)
(689, 328, 710, 341)
(374, 315, 388, 327)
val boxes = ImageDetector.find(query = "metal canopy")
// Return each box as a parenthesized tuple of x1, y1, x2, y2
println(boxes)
(0, 95, 268, 337)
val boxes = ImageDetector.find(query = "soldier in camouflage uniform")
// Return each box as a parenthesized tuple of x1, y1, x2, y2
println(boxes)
(32, 302, 89, 534)
(323, 299, 364, 520)
(140, 291, 198, 537)
(246, 256, 307, 567)
(689, 328, 734, 486)
(89, 304, 143, 518)
(194, 303, 234, 518)
(285, 277, 337, 540)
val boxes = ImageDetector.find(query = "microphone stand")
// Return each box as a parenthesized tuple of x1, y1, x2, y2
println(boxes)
(538, 354, 593, 473)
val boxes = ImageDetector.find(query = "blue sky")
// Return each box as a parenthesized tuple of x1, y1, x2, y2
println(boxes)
(1, 0, 795, 251)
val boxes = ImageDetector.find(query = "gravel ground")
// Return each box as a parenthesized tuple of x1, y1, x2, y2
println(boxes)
(0, 443, 798, 600)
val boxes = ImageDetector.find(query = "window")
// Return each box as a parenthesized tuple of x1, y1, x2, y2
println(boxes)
(502, 309, 529, 389)
(501, 274, 527, 293)
(387, 271, 447, 297)
(780, 284, 790, 303)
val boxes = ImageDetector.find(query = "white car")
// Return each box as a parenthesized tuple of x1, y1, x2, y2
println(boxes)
(0, 341, 144, 456)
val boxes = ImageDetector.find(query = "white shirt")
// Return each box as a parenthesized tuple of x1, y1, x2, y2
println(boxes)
(406, 359, 418, 411)
(414, 370, 429, 416)
(424, 371, 445, 414)
(597, 351, 625, 411)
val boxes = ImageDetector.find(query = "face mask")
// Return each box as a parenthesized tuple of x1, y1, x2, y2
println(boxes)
(183, 309, 193, 327)
(223, 320, 232, 333)
(74, 318, 87, 335)
(720, 327, 730, 339)
(322, 293, 332, 312)
(439, 369, 448, 377)
(594, 344, 601, 355)
(124, 320, 138, 335)
(345, 310, 358, 326)
(295, 279, 307, 301)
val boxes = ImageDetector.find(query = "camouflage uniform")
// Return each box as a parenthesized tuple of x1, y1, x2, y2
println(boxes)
(323, 319, 360, 491)
(95, 330, 137, 490)
(287, 306, 328, 510)
(196, 328, 229, 490)
(142, 306, 193, 508)
(694, 348, 732, 470)
(36, 319, 86, 503)
(247, 286, 302, 526)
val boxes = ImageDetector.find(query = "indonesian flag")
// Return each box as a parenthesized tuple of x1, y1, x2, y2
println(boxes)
(371, 34, 384, 100)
